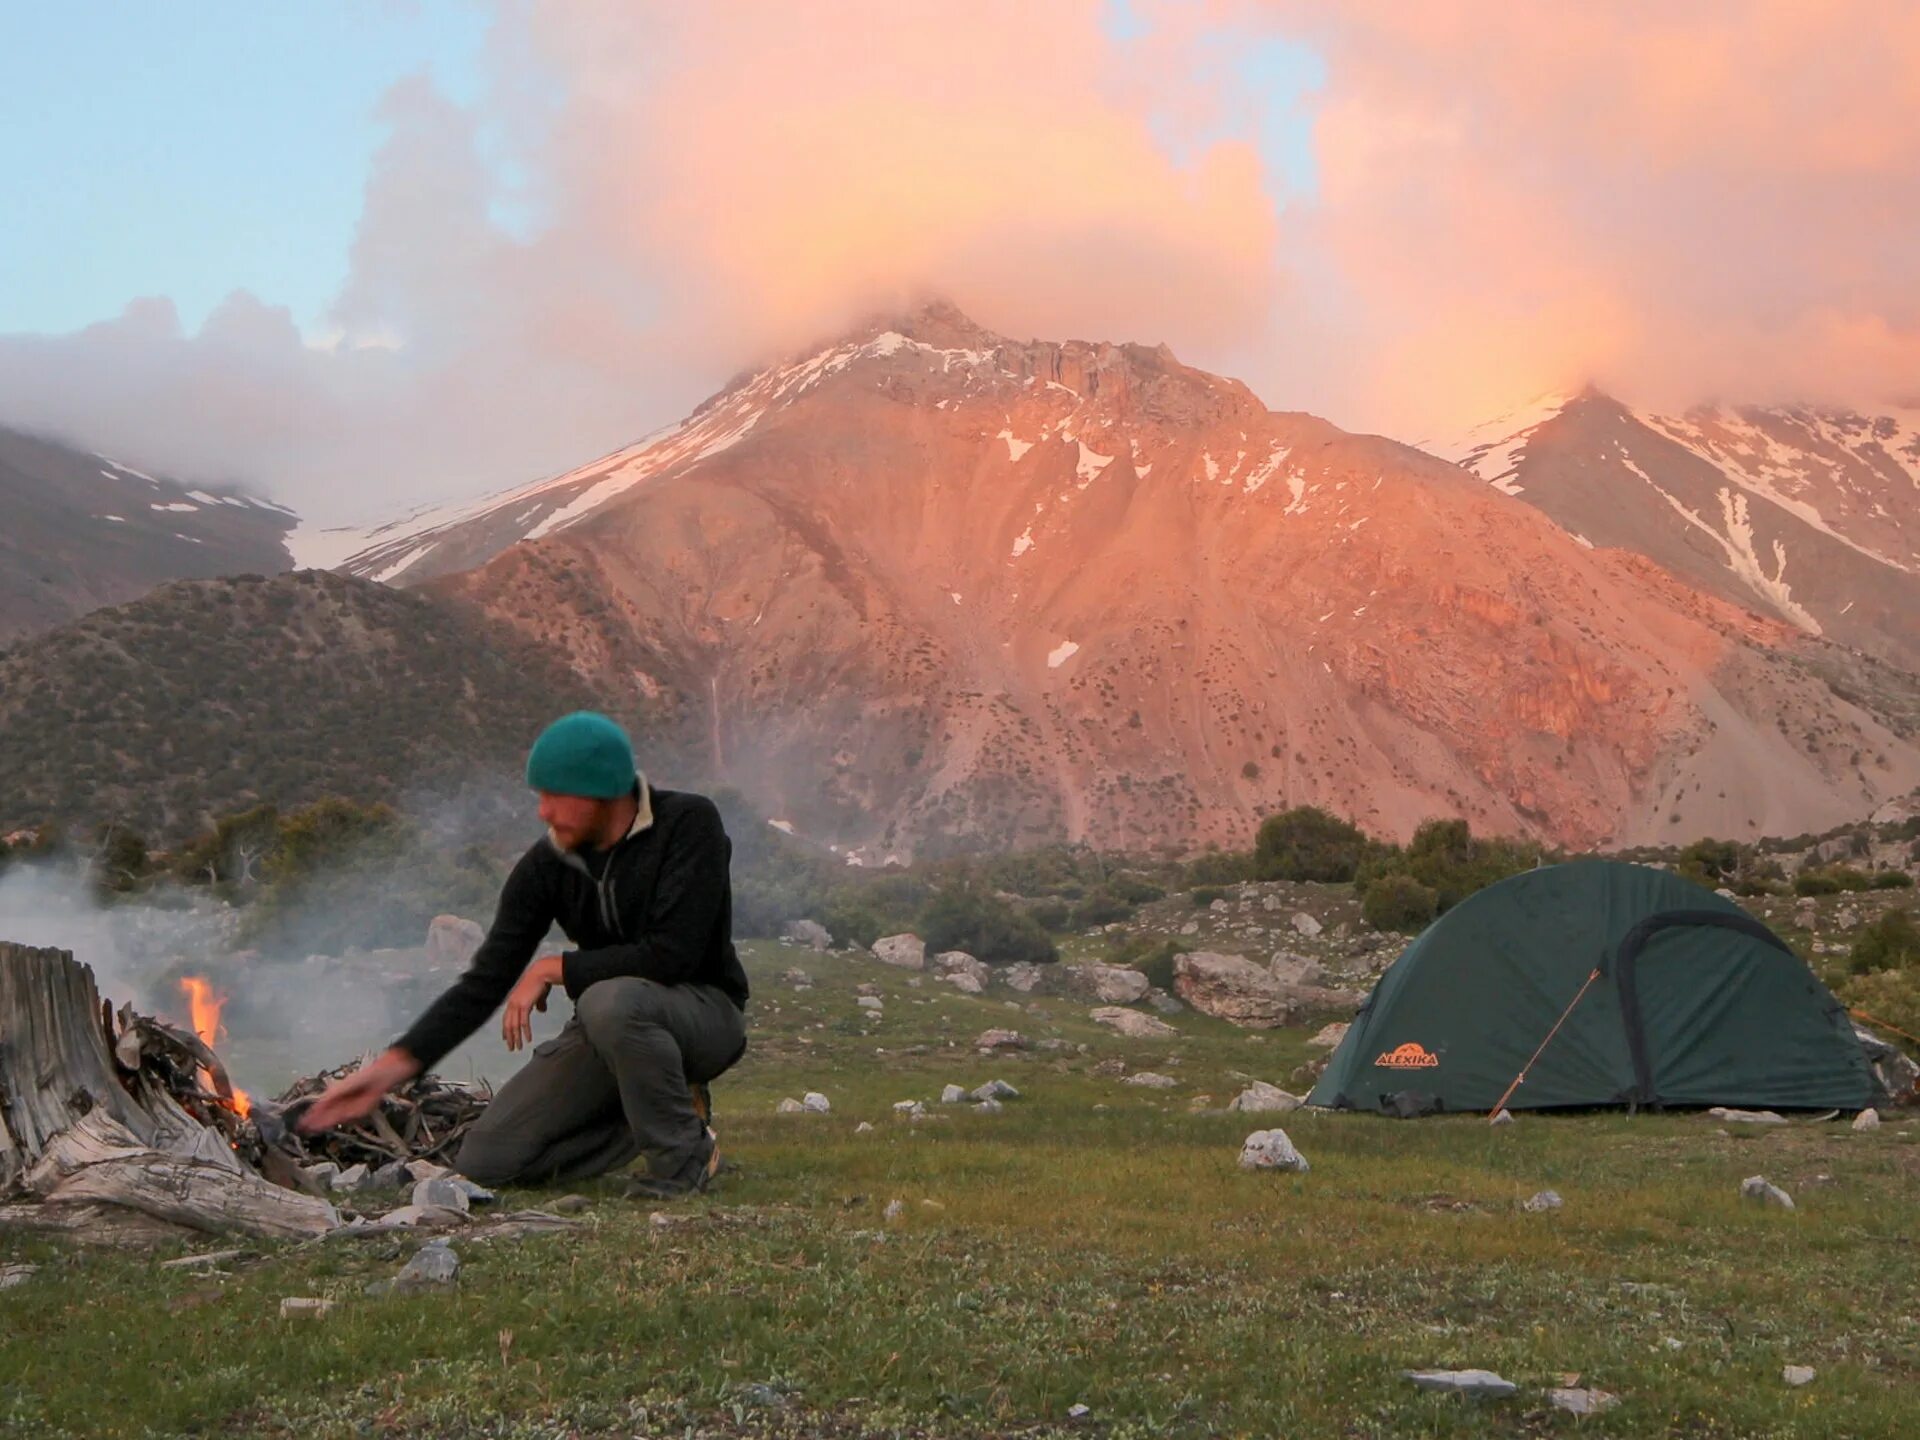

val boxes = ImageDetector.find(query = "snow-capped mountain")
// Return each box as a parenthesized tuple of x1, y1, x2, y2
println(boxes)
(1434, 389, 1920, 671)
(325, 302, 1920, 856)
(0, 423, 296, 642)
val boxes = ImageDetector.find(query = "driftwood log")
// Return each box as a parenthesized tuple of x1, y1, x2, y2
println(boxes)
(0, 942, 338, 1241)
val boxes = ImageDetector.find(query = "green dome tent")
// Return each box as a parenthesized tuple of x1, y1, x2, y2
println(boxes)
(1308, 860, 1877, 1115)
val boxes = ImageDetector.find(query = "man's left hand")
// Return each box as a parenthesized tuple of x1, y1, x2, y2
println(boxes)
(503, 954, 565, 1052)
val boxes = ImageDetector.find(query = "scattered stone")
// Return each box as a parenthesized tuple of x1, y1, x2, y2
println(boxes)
(780, 967, 812, 986)
(1547, 1388, 1618, 1415)
(368, 1160, 411, 1191)
(1852, 1108, 1881, 1131)
(1067, 1403, 1091, 1419)
(1239, 1129, 1310, 1172)
(1290, 912, 1323, 937)
(279, 1297, 334, 1320)
(974, 1029, 1027, 1051)
(331, 1163, 369, 1192)
(1523, 1190, 1563, 1212)
(1402, 1369, 1515, 1397)
(1173, 950, 1361, 1028)
(369, 1239, 460, 1296)
(855, 1121, 874, 1133)
(893, 1100, 927, 1119)
(1490, 1109, 1514, 1127)
(802, 1091, 832, 1114)
(551, 1195, 591, 1215)
(1783, 1365, 1816, 1387)
(1662, 1338, 1684, 1351)
(376, 1204, 470, 1230)
(1001, 962, 1045, 993)
(1061, 962, 1151, 1005)
(948, 973, 984, 994)
(1090, 1006, 1177, 1038)
(1179, 921, 1201, 936)
(299, 1161, 340, 1194)
(1305, 1021, 1351, 1052)
(426, 914, 486, 969)
(412, 1177, 471, 1213)
(871, 934, 927, 970)
(0, 1263, 37, 1289)
(1228, 1081, 1301, 1113)
(777, 1098, 805, 1114)
(972, 1079, 1020, 1101)
(1709, 1107, 1787, 1124)
(405, 1160, 450, 1182)
(883, 1199, 905, 1223)
(1145, 988, 1184, 1014)
(856, 996, 885, 1012)
(1740, 1175, 1795, 1210)
(940, 1084, 968, 1104)
(452, 1176, 495, 1205)
(976, 1097, 1004, 1114)
(782, 919, 833, 951)
(1124, 1072, 1177, 1088)
(933, 950, 991, 987)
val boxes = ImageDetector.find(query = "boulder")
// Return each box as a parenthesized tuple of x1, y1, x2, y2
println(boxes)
(1290, 912, 1323, 937)
(1090, 1006, 1178, 1039)
(1123, 1072, 1177, 1088)
(781, 919, 833, 951)
(368, 1239, 459, 1296)
(425, 914, 486, 970)
(801, 1091, 831, 1113)
(974, 1029, 1027, 1051)
(1268, 952, 1327, 987)
(411, 1177, 470, 1213)
(1783, 1365, 1816, 1387)
(1522, 1190, 1562, 1212)
(1307, 1022, 1349, 1049)
(971, 1080, 1020, 1102)
(1145, 988, 1184, 1014)
(940, 1084, 967, 1104)
(1854, 1024, 1920, 1102)
(1402, 1370, 1515, 1397)
(1060, 963, 1150, 1005)
(1238, 1129, 1310, 1172)
(1000, 962, 1045, 993)
(871, 934, 927, 970)
(933, 949, 989, 981)
(1172, 951, 1361, 1028)
(1228, 1082, 1301, 1113)
(1852, 1108, 1881, 1131)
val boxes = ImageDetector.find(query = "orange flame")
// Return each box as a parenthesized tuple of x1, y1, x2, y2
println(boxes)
(179, 976, 251, 1117)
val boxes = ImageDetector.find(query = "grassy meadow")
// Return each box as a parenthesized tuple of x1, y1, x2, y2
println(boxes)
(2, 941, 1915, 1439)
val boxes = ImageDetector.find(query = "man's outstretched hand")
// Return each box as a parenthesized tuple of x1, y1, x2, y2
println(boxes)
(504, 954, 565, 1052)
(297, 1048, 422, 1133)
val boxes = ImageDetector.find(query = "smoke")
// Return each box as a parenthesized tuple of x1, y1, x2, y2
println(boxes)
(2, 2, 1915, 516)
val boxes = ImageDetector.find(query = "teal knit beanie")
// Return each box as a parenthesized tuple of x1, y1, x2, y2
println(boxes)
(525, 712, 637, 799)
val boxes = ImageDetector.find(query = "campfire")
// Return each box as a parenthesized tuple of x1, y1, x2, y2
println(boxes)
(0, 941, 491, 1244)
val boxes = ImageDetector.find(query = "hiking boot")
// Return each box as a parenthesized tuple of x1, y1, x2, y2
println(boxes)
(621, 1127, 719, 1201)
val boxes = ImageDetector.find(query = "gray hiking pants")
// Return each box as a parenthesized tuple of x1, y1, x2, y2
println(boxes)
(456, 977, 746, 1186)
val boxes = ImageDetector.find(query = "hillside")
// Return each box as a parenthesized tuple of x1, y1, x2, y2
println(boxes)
(0, 423, 295, 642)
(0, 570, 609, 842)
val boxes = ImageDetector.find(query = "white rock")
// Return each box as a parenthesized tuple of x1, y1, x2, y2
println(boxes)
(781, 918, 833, 951)
(331, 1163, 369, 1191)
(1062, 962, 1151, 1004)
(883, 1199, 905, 1223)
(1709, 1107, 1787, 1124)
(1740, 1175, 1795, 1209)
(777, 1097, 804, 1114)
(856, 996, 885, 1011)
(279, 1297, 334, 1319)
(1067, 1404, 1091, 1419)
(1291, 912, 1323, 937)
(871, 934, 927, 969)
(972, 1079, 1020, 1101)
(940, 1084, 968, 1104)
(1522, 1190, 1563, 1212)
(855, 1121, 875, 1134)
(974, 1028, 1027, 1050)
(1123, 1072, 1177, 1088)
(1402, 1369, 1514, 1396)
(976, 1097, 1004, 1114)
(1490, 1109, 1514, 1127)
(802, 1091, 831, 1113)
(1307, 1022, 1349, 1049)
(411, 1176, 471, 1213)
(1852, 1108, 1881, 1131)
(1228, 1082, 1301, 1113)
(0, 1264, 36, 1290)
(1090, 1006, 1178, 1038)
(947, 972, 985, 994)
(1547, 1387, 1618, 1415)
(1000, 962, 1045, 992)
(1783, 1365, 1816, 1387)
(1238, 1129, 1310, 1172)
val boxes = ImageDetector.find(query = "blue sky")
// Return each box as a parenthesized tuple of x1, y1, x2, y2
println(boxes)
(0, 1, 491, 336)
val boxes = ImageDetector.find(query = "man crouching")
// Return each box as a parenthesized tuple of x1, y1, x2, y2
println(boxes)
(300, 711, 749, 1198)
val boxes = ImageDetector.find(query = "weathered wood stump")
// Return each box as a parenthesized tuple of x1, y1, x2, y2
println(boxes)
(0, 942, 337, 1242)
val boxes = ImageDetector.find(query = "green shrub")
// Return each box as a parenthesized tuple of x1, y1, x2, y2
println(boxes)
(1357, 818, 1541, 914)
(1838, 967, 1920, 1050)
(1849, 909, 1920, 976)
(1795, 865, 1872, 896)
(919, 887, 1057, 965)
(1070, 887, 1134, 928)
(811, 897, 884, 950)
(1869, 870, 1915, 890)
(1794, 871, 1842, 896)
(1191, 886, 1227, 908)
(1362, 874, 1438, 933)
(1253, 806, 1373, 883)
(1028, 899, 1073, 932)
(1106, 934, 1183, 992)
(1186, 848, 1254, 886)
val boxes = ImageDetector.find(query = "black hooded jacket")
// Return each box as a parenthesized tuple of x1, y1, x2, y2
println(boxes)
(394, 784, 749, 1071)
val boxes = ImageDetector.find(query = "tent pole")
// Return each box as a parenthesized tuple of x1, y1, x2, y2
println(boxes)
(1487, 966, 1603, 1122)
